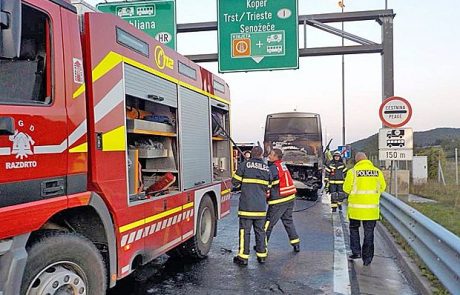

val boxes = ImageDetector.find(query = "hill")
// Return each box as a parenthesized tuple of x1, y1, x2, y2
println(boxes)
(350, 128, 460, 157)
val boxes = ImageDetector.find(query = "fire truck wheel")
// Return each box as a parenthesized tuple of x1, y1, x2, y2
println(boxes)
(21, 231, 106, 295)
(169, 195, 216, 259)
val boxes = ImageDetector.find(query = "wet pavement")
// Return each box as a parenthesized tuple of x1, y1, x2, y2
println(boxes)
(108, 194, 417, 295)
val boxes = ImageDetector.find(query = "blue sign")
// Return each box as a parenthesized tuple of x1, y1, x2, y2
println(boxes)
(338, 145, 352, 159)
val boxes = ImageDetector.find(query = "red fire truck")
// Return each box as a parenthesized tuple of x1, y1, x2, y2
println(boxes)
(0, 1, 233, 294)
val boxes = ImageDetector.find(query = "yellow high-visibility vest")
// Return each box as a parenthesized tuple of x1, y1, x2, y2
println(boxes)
(343, 160, 387, 220)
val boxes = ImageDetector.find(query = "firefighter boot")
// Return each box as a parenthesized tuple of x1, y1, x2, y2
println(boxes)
(233, 256, 248, 266)
(293, 243, 300, 253)
(257, 257, 266, 264)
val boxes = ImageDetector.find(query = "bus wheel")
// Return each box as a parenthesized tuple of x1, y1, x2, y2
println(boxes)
(21, 232, 106, 295)
(170, 194, 216, 260)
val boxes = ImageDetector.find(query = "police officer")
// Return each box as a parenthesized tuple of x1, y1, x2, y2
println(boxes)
(344, 152, 386, 266)
(232, 146, 271, 265)
(325, 151, 348, 212)
(265, 149, 300, 252)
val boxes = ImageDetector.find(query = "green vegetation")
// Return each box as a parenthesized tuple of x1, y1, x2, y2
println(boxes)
(410, 160, 460, 236)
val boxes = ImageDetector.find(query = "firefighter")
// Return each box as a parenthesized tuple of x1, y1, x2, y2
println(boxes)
(265, 148, 300, 252)
(232, 146, 271, 265)
(325, 151, 348, 212)
(343, 152, 386, 266)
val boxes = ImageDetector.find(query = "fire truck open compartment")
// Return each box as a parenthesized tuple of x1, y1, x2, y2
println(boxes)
(124, 65, 180, 201)
(211, 103, 231, 181)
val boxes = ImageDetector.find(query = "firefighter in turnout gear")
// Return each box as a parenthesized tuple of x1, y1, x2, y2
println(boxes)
(232, 146, 271, 265)
(325, 151, 348, 212)
(265, 149, 300, 252)
(344, 152, 386, 266)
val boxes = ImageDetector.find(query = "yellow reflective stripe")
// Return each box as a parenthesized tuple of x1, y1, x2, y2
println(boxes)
(264, 221, 270, 231)
(232, 174, 243, 181)
(337, 165, 345, 169)
(329, 180, 344, 184)
(238, 253, 249, 259)
(239, 229, 248, 259)
(221, 189, 231, 196)
(69, 142, 87, 153)
(144, 206, 184, 224)
(238, 211, 267, 217)
(268, 194, 296, 205)
(290, 238, 300, 245)
(102, 126, 126, 151)
(325, 167, 331, 172)
(120, 203, 190, 233)
(256, 251, 268, 258)
(72, 84, 86, 99)
(92, 51, 123, 83)
(331, 203, 338, 208)
(351, 190, 380, 195)
(348, 204, 379, 209)
(84, 51, 229, 104)
(182, 202, 194, 209)
(271, 180, 280, 186)
(242, 179, 269, 185)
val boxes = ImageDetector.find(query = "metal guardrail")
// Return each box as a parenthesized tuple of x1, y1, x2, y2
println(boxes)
(380, 192, 460, 294)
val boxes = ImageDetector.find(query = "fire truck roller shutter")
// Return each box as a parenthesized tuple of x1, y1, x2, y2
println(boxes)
(124, 64, 177, 108)
(179, 87, 212, 190)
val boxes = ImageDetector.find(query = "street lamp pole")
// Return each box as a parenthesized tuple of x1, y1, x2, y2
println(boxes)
(340, 1, 345, 146)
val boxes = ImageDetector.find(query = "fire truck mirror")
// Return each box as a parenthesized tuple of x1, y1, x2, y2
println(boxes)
(0, 0, 22, 58)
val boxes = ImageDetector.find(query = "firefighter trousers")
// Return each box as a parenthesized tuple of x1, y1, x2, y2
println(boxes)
(329, 184, 344, 209)
(238, 218, 267, 260)
(265, 201, 300, 246)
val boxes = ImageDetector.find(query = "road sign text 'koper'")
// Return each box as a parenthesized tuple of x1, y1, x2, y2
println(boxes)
(218, 0, 299, 72)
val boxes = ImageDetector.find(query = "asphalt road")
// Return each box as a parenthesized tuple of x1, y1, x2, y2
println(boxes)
(108, 194, 416, 295)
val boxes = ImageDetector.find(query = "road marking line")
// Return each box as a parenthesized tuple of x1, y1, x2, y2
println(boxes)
(333, 211, 351, 294)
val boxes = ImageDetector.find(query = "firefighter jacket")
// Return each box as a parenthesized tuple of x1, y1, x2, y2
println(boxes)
(325, 160, 348, 184)
(232, 158, 272, 219)
(343, 160, 387, 220)
(268, 160, 297, 205)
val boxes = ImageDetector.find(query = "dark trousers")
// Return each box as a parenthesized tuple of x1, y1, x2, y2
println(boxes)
(238, 218, 267, 260)
(349, 219, 377, 263)
(329, 184, 344, 208)
(265, 201, 299, 245)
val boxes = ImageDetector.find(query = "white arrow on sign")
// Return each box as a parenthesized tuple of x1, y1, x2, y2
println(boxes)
(251, 56, 264, 63)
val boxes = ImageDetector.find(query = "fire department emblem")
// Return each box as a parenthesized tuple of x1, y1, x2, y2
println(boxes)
(9, 130, 35, 160)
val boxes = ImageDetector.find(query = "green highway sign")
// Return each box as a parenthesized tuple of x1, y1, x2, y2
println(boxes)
(97, 0, 176, 50)
(218, 0, 299, 73)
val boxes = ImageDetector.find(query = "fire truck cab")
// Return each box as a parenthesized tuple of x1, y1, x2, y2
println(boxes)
(0, 1, 232, 294)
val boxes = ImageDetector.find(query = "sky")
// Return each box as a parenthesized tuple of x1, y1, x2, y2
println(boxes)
(86, 0, 460, 148)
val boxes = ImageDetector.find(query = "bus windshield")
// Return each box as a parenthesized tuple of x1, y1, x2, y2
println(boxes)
(266, 117, 319, 134)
